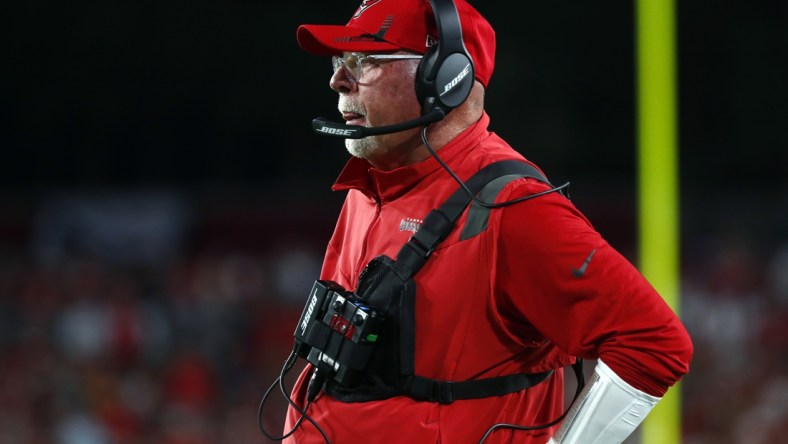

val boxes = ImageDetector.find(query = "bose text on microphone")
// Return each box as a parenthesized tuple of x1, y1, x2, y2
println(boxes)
(311, 109, 446, 139)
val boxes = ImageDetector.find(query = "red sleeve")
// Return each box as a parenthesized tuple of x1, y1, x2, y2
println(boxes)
(494, 179, 693, 397)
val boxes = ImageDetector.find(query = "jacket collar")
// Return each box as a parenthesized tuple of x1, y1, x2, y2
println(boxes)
(332, 112, 490, 203)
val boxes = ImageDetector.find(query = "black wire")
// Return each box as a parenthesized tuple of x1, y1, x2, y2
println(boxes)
(278, 364, 331, 443)
(420, 127, 570, 208)
(257, 347, 331, 443)
(420, 120, 569, 442)
(476, 374, 580, 444)
(476, 407, 570, 444)
(477, 360, 587, 444)
(257, 349, 301, 441)
(419, 125, 581, 442)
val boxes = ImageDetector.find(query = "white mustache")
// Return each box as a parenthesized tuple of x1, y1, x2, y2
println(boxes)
(338, 96, 365, 116)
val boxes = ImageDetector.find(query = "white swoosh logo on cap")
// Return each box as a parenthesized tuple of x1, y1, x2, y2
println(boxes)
(353, 0, 382, 19)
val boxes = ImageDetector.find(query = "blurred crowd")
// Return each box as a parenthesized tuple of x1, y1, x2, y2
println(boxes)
(0, 247, 324, 444)
(681, 234, 788, 444)
(0, 191, 325, 444)
(0, 191, 785, 444)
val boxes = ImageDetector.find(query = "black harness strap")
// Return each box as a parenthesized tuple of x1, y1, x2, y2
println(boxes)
(461, 173, 544, 240)
(406, 370, 555, 404)
(385, 160, 572, 404)
(393, 160, 549, 280)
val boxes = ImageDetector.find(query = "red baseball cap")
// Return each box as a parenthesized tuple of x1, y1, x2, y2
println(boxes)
(296, 0, 496, 87)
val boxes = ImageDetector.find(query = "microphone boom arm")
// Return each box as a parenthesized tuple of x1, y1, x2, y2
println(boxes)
(312, 109, 446, 139)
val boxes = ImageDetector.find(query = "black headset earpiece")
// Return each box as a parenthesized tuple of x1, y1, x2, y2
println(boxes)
(415, 0, 475, 115)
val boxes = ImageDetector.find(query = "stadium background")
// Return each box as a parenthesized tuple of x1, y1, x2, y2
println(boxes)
(2, 1, 786, 443)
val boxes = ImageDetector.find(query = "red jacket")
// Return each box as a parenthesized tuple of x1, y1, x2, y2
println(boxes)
(285, 113, 692, 443)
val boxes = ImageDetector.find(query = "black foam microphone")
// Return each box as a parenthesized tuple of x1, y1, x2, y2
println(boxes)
(311, 109, 445, 139)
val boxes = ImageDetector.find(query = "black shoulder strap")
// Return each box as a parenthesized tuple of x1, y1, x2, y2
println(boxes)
(460, 171, 547, 240)
(393, 160, 550, 280)
(388, 160, 574, 404)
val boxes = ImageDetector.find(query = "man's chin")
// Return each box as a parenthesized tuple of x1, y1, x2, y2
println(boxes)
(345, 138, 378, 160)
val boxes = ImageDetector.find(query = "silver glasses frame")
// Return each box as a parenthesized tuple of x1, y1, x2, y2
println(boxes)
(331, 52, 424, 83)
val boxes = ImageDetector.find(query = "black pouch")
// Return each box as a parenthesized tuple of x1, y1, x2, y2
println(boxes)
(324, 255, 416, 402)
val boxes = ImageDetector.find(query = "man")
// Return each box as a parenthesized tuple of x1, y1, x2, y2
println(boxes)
(283, 0, 692, 443)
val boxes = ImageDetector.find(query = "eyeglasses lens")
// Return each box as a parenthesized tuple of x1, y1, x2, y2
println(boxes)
(332, 54, 362, 82)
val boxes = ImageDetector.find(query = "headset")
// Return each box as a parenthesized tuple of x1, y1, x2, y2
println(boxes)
(416, 0, 474, 116)
(311, 0, 473, 139)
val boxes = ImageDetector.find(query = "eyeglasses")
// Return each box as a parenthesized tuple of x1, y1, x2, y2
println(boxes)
(331, 52, 423, 83)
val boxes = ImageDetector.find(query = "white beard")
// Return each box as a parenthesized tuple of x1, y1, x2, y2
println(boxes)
(338, 96, 381, 160)
(345, 136, 380, 160)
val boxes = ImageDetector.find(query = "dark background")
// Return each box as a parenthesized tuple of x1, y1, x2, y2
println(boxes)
(1, 1, 786, 443)
(3, 1, 786, 252)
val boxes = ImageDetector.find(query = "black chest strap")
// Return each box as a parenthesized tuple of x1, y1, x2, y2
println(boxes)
(405, 359, 585, 405)
(405, 369, 555, 404)
(389, 160, 581, 404)
(393, 160, 552, 280)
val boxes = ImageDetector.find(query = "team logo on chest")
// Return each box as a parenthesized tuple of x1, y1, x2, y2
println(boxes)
(399, 217, 423, 233)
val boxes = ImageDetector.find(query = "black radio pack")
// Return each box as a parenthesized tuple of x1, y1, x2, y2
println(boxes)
(293, 280, 385, 398)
